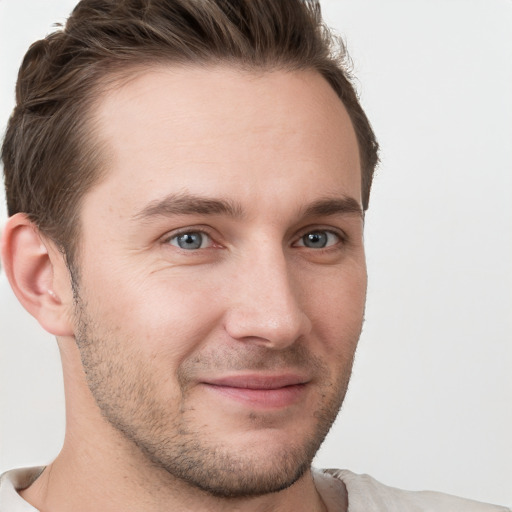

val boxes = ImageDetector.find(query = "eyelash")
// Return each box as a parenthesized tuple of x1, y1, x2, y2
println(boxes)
(293, 229, 345, 250)
(162, 227, 217, 251)
(161, 223, 348, 251)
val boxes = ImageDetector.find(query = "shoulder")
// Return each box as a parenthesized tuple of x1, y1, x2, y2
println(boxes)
(0, 467, 43, 511)
(314, 468, 511, 512)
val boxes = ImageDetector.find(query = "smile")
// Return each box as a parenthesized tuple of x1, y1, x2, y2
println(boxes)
(200, 374, 310, 409)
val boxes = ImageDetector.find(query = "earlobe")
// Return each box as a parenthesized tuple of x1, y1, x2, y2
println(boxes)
(1, 213, 75, 337)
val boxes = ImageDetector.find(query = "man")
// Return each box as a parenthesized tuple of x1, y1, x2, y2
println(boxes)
(0, 1, 509, 511)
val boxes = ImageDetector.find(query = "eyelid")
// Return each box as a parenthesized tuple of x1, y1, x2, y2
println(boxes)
(159, 224, 348, 251)
(292, 226, 347, 247)
(161, 225, 219, 248)
(171, 232, 212, 250)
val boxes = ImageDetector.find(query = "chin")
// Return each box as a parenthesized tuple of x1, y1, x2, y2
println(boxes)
(127, 411, 334, 499)
(160, 441, 315, 498)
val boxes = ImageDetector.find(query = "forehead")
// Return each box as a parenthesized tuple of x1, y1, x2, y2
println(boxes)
(86, 65, 361, 219)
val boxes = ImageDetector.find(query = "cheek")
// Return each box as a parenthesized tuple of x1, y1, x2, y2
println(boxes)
(79, 263, 225, 364)
(303, 262, 367, 351)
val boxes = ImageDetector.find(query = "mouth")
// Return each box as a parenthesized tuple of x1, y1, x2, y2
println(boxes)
(200, 374, 310, 409)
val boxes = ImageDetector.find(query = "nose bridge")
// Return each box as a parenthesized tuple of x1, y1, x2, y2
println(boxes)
(224, 242, 312, 348)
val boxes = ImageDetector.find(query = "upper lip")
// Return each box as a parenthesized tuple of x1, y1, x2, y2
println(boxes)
(202, 373, 310, 390)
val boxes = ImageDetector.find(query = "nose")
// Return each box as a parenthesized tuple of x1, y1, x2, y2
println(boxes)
(223, 249, 312, 349)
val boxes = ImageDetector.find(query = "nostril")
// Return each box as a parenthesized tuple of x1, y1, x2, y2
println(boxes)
(224, 255, 312, 347)
(224, 305, 312, 349)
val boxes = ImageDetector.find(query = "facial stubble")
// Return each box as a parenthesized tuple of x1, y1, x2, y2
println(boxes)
(72, 288, 358, 499)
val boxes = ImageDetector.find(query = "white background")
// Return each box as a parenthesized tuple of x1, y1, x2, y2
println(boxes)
(1, 0, 511, 506)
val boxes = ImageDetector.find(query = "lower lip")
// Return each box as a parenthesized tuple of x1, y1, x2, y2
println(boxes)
(203, 383, 307, 409)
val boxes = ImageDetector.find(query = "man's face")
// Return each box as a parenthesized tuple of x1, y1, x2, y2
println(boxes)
(72, 66, 366, 497)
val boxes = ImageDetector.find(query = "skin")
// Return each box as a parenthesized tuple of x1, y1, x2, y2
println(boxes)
(2, 66, 365, 512)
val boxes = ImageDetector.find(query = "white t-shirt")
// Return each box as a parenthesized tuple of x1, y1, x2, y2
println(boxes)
(314, 469, 511, 512)
(0, 466, 510, 512)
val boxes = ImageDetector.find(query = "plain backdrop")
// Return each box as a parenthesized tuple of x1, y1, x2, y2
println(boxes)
(1, 0, 511, 507)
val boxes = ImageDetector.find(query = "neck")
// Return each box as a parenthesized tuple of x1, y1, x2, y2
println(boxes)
(21, 450, 327, 512)
(20, 348, 328, 512)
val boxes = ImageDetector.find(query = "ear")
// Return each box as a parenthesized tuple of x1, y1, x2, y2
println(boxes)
(1, 213, 75, 336)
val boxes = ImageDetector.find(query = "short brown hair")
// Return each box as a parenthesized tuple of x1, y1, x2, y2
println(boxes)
(2, 0, 378, 266)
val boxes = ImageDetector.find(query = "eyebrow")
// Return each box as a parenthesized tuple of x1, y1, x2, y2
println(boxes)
(131, 192, 363, 222)
(301, 196, 363, 218)
(132, 193, 244, 221)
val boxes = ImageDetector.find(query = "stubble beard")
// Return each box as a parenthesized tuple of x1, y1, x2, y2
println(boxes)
(72, 291, 357, 499)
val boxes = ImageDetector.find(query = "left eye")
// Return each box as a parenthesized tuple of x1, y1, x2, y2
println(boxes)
(168, 231, 212, 250)
(296, 230, 340, 249)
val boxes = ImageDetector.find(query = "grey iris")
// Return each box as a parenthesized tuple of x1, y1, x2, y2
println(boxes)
(303, 231, 327, 248)
(177, 232, 203, 250)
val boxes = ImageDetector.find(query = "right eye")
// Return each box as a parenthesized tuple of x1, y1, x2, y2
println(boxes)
(167, 231, 213, 250)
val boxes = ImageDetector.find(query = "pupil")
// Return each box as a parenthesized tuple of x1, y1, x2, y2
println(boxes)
(178, 233, 202, 249)
(305, 232, 327, 248)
